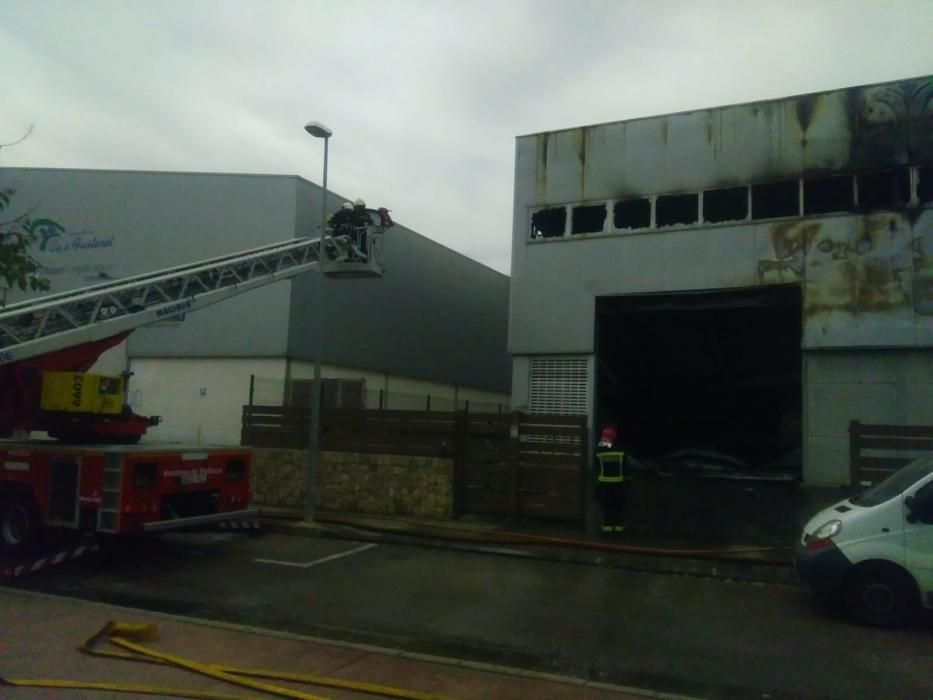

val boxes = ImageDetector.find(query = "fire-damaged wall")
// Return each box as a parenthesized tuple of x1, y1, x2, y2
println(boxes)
(772, 210, 932, 347)
(509, 75, 933, 485)
(519, 77, 932, 208)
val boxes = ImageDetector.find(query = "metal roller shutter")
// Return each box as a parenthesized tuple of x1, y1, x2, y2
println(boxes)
(528, 357, 590, 416)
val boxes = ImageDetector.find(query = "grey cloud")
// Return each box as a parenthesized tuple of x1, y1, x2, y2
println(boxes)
(1, 0, 932, 276)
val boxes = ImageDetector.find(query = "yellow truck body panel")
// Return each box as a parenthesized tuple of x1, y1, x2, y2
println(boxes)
(40, 372, 124, 415)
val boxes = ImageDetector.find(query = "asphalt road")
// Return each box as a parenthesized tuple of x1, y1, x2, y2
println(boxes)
(6, 532, 933, 699)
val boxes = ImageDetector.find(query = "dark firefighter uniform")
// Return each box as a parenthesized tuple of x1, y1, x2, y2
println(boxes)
(595, 425, 626, 533)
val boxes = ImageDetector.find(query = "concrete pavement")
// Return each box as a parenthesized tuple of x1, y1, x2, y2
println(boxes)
(6, 531, 933, 699)
(0, 588, 680, 700)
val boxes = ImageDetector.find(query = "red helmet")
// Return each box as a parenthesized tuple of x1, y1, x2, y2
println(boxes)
(598, 425, 617, 447)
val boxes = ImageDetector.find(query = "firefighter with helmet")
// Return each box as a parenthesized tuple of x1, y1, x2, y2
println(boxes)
(351, 198, 373, 256)
(351, 198, 369, 225)
(328, 201, 354, 234)
(595, 423, 627, 533)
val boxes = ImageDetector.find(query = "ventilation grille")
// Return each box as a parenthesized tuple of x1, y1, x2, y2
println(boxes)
(528, 357, 590, 416)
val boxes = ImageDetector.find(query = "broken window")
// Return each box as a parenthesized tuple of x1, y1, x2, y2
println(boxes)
(530, 207, 566, 239)
(613, 198, 651, 230)
(856, 168, 911, 212)
(916, 166, 933, 205)
(751, 180, 799, 220)
(803, 175, 854, 215)
(656, 193, 698, 227)
(703, 187, 748, 223)
(571, 204, 607, 235)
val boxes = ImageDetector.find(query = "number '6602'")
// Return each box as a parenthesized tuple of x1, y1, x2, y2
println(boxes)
(72, 375, 83, 407)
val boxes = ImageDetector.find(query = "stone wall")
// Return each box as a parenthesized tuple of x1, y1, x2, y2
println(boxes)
(249, 448, 454, 519)
(250, 448, 307, 509)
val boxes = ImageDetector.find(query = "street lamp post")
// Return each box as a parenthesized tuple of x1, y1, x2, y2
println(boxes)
(303, 120, 332, 520)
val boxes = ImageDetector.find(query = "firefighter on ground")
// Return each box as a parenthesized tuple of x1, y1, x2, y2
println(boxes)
(595, 423, 627, 533)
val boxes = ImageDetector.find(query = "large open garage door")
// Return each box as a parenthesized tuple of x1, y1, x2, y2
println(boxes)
(595, 285, 802, 479)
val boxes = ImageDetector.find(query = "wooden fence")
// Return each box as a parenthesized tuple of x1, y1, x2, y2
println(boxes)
(850, 420, 933, 485)
(241, 405, 311, 449)
(459, 413, 586, 521)
(242, 406, 587, 521)
(242, 406, 460, 455)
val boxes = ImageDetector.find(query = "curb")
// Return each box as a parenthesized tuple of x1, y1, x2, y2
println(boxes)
(259, 517, 799, 586)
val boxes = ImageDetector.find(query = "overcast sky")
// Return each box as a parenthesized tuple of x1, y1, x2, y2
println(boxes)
(1, 0, 931, 274)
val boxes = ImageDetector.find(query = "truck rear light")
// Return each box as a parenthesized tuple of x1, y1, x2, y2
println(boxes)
(226, 458, 246, 482)
(133, 462, 158, 489)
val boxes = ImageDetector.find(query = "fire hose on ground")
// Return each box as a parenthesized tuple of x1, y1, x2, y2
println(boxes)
(1, 621, 454, 700)
(313, 514, 794, 567)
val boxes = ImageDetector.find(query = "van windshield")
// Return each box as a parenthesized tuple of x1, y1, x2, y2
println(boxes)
(851, 454, 933, 507)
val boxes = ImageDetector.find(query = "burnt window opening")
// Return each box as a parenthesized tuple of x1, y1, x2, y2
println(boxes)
(916, 166, 933, 205)
(751, 181, 799, 220)
(803, 175, 854, 215)
(656, 193, 698, 228)
(571, 204, 607, 235)
(857, 168, 911, 212)
(530, 207, 566, 239)
(613, 198, 651, 230)
(703, 187, 748, 223)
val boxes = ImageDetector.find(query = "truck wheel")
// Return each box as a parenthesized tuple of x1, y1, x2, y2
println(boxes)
(0, 494, 41, 556)
(844, 565, 916, 628)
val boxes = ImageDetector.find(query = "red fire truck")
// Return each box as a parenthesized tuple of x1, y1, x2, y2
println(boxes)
(0, 223, 386, 556)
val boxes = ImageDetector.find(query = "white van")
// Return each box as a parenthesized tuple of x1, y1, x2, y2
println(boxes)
(795, 453, 933, 627)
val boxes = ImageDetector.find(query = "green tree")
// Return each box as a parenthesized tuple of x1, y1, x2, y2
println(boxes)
(0, 125, 50, 304)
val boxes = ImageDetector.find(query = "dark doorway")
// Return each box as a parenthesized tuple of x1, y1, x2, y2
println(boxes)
(595, 286, 802, 474)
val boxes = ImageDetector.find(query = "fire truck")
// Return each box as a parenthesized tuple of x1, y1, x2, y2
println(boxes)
(0, 220, 387, 556)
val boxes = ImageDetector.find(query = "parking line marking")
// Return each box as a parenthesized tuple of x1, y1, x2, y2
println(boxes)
(254, 543, 377, 569)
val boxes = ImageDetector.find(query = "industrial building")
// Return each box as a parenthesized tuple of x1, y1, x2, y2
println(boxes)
(509, 75, 932, 486)
(0, 168, 511, 444)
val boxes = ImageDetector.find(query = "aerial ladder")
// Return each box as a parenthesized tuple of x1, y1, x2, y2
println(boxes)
(0, 218, 388, 557)
(0, 219, 388, 443)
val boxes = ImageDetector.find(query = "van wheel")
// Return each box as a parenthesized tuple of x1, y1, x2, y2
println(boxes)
(0, 493, 41, 556)
(844, 565, 916, 628)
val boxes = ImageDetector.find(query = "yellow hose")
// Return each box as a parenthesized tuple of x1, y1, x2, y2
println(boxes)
(1, 678, 255, 700)
(3, 621, 455, 700)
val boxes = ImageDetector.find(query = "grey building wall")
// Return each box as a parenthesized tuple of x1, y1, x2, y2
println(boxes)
(289, 182, 511, 392)
(1, 168, 511, 393)
(510, 210, 933, 355)
(0, 168, 296, 356)
(805, 350, 933, 484)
